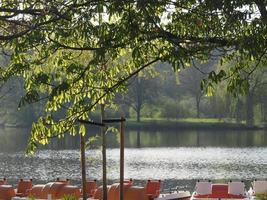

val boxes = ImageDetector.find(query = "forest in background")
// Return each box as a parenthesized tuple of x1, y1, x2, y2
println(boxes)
(0, 54, 266, 129)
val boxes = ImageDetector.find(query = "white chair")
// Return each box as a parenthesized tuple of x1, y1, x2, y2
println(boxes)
(228, 181, 245, 195)
(196, 181, 212, 195)
(253, 180, 267, 194)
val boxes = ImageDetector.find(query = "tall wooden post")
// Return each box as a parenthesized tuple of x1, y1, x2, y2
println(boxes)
(120, 117, 125, 200)
(80, 134, 87, 200)
(101, 105, 108, 200)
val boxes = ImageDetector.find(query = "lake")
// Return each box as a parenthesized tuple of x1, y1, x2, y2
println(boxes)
(0, 127, 267, 191)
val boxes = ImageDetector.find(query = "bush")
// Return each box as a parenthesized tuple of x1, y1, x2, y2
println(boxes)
(27, 195, 36, 200)
(61, 194, 77, 200)
(255, 192, 267, 200)
(160, 96, 195, 119)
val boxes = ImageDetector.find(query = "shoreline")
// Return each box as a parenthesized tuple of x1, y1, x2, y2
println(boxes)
(126, 119, 266, 131)
(1, 118, 266, 131)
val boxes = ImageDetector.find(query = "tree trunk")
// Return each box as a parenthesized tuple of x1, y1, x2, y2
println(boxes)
(136, 108, 141, 122)
(263, 99, 267, 127)
(246, 90, 254, 127)
(80, 134, 87, 200)
(225, 94, 231, 118)
(136, 76, 142, 122)
(235, 98, 242, 124)
(101, 105, 108, 200)
(211, 96, 217, 118)
(120, 118, 125, 200)
(196, 96, 200, 118)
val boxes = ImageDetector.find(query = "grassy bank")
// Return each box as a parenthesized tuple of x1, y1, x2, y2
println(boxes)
(126, 118, 264, 130)
(1, 117, 265, 131)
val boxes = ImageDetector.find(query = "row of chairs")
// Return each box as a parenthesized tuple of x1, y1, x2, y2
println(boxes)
(0, 178, 161, 199)
(0, 178, 89, 198)
(196, 180, 267, 196)
(87, 179, 161, 199)
(196, 180, 246, 196)
(251, 180, 267, 194)
(0, 178, 33, 197)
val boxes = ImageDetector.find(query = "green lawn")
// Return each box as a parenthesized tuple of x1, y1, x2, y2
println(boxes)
(126, 117, 256, 130)
(130, 117, 235, 123)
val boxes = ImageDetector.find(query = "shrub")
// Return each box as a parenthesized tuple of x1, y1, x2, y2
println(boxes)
(255, 192, 267, 200)
(61, 194, 77, 200)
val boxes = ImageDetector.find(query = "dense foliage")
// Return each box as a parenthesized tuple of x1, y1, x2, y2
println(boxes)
(1, 60, 266, 129)
(0, 0, 267, 152)
(120, 61, 267, 126)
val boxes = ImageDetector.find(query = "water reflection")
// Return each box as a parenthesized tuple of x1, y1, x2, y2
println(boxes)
(0, 128, 267, 152)
(127, 130, 267, 148)
(0, 127, 267, 190)
(0, 127, 29, 152)
(0, 148, 266, 191)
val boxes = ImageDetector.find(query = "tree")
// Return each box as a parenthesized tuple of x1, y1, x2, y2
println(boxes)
(179, 58, 217, 118)
(0, 4, 267, 199)
(258, 84, 267, 126)
(0, 0, 266, 145)
(250, 68, 267, 127)
(235, 98, 244, 123)
(117, 68, 160, 122)
(228, 61, 267, 127)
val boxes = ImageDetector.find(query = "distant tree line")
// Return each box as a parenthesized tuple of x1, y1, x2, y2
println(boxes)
(0, 57, 266, 128)
(114, 60, 267, 128)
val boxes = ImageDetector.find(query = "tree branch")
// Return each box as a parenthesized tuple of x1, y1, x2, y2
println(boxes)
(255, 1, 267, 24)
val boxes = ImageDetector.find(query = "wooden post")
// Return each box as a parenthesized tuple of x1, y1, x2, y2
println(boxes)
(80, 134, 87, 200)
(120, 117, 125, 200)
(102, 117, 126, 200)
(101, 105, 108, 200)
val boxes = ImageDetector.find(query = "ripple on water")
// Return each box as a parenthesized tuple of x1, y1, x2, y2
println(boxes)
(0, 147, 266, 188)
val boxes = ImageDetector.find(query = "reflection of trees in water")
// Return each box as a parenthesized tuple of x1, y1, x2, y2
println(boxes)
(0, 128, 267, 151)
(137, 130, 141, 148)
(127, 130, 267, 148)
(197, 131, 200, 147)
(0, 128, 29, 152)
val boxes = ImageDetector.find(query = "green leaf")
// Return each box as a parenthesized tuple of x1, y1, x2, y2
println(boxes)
(79, 124, 86, 136)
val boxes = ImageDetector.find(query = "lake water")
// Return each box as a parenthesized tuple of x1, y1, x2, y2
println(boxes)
(0, 127, 267, 191)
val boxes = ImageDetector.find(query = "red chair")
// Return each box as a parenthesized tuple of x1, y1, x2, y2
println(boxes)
(124, 179, 134, 186)
(145, 180, 161, 199)
(16, 179, 33, 197)
(28, 184, 45, 199)
(85, 180, 97, 197)
(0, 185, 16, 200)
(56, 178, 70, 184)
(0, 178, 7, 185)
(57, 185, 81, 199)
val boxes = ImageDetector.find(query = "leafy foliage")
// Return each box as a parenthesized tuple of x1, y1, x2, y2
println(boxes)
(0, 0, 267, 152)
